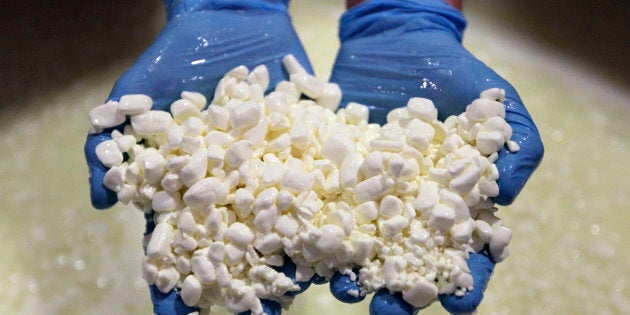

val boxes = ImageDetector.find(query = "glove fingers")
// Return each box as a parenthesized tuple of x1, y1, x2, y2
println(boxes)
(238, 299, 282, 315)
(85, 132, 118, 209)
(273, 256, 313, 296)
(329, 270, 365, 303)
(439, 251, 495, 314)
(328, 252, 494, 315)
(260, 299, 282, 315)
(149, 285, 199, 315)
(108, 9, 312, 111)
(369, 289, 415, 315)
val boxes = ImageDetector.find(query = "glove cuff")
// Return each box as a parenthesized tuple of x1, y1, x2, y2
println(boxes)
(339, 0, 466, 43)
(164, 0, 290, 19)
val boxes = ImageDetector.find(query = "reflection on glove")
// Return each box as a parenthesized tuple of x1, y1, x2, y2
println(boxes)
(84, 0, 312, 210)
(372, 252, 494, 315)
(328, 0, 543, 313)
(149, 284, 198, 315)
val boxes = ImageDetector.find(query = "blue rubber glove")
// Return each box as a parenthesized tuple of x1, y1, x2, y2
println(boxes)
(327, 0, 544, 314)
(366, 251, 495, 315)
(84, 1, 313, 314)
(84, 0, 313, 210)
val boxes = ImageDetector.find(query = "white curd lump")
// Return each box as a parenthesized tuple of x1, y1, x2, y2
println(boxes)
(89, 55, 517, 314)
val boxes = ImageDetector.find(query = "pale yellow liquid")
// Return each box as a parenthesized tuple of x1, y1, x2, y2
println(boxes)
(1, 1, 628, 314)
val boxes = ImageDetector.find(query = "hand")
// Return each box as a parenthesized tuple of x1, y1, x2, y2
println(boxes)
(328, 0, 543, 313)
(84, 0, 313, 313)
(84, 0, 312, 209)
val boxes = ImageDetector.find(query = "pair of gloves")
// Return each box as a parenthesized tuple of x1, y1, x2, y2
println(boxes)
(84, 0, 544, 314)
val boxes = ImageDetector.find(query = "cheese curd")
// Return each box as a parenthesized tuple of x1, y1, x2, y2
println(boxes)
(90, 55, 517, 314)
